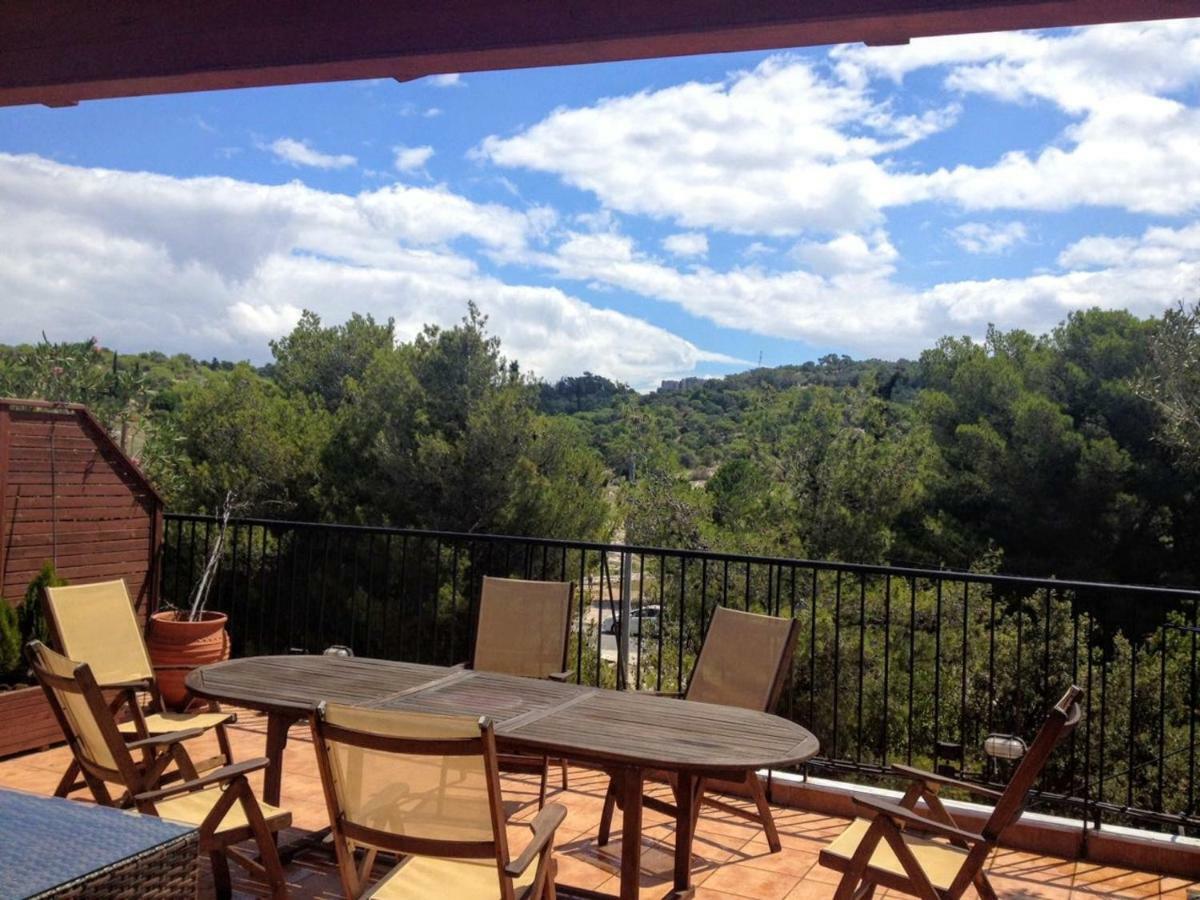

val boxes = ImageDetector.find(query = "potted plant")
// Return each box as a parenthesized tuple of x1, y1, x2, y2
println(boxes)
(146, 494, 236, 709)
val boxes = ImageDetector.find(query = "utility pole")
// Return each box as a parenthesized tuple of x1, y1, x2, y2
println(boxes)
(618, 454, 635, 689)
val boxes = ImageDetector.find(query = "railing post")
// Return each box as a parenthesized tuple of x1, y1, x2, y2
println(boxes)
(618, 548, 633, 690)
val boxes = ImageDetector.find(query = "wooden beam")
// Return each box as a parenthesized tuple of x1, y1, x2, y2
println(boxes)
(2, 1, 1198, 107)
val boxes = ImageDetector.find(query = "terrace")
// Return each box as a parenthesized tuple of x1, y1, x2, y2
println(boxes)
(2, 710, 1196, 899)
(2, 493, 1200, 896)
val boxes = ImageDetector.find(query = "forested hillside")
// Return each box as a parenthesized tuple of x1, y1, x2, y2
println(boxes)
(4, 301, 1199, 587)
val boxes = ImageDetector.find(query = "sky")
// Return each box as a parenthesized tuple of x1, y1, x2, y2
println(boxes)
(1, 20, 1200, 390)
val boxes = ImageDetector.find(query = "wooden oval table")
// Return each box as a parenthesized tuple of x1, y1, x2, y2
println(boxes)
(187, 655, 819, 899)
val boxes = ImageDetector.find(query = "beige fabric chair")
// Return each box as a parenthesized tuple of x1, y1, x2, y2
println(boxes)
(27, 641, 290, 899)
(597, 606, 801, 852)
(43, 579, 235, 795)
(310, 703, 566, 900)
(472, 576, 573, 806)
(819, 686, 1084, 900)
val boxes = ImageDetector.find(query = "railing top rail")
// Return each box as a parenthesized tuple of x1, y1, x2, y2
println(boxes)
(164, 512, 1200, 601)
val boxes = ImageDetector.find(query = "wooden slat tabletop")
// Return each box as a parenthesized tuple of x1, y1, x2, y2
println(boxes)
(187, 655, 819, 772)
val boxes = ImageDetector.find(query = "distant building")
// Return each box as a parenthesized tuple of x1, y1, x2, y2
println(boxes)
(657, 376, 705, 393)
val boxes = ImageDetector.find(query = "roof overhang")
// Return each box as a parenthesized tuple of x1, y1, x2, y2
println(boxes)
(4, 1, 1200, 108)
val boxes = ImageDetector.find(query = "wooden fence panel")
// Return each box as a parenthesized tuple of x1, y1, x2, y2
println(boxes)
(0, 399, 162, 615)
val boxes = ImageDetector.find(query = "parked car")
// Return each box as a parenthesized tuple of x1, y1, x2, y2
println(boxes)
(601, 605, 662, 636)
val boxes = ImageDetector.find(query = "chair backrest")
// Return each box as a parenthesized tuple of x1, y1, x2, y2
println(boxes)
(311, 704, 513, 898)
(982, 685, 1084, 840)
(26, 641, 137, 789)
(43, 580, 154, 687)
(472, 576, 573, 678)
(684, 606, 800, 711)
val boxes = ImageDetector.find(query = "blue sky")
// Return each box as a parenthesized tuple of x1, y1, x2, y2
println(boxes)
(2, 20, 1199, 388)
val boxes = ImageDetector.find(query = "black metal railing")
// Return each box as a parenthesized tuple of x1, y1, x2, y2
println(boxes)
(161, 513, 1200, 835)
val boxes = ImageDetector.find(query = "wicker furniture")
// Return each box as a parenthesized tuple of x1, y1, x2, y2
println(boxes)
(819, 686, 1085, 900)
(27, 641, 291, 900)
(311, 703, 565, 899)
(597, 605, 802, 853)
(187, 654, 818, 900)
(0, 787, 198, 899)
(471, 576, 574, 806)
(43, 579, 236, 798)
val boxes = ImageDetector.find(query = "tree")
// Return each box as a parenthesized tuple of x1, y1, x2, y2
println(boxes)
(157, 363, 331, 515)
(269, 310, 395, 411)
(770, 385, 933, 563)
(1135, 300, 1200, 471)
(325, 305, 611, 539)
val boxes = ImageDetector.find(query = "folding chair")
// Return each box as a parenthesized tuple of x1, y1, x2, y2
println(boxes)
(28, 641, 290, 899)
(471, 576, 574, 806)
(819, 685, 1084, 900)
(597, 605, 801, 852)
(43, 579, 236, 796)
(311, 703, 566, 899)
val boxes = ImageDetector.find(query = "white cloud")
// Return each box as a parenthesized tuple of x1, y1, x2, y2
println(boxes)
(662, 232, 708, 258)
(792, 230, 898, 276)
(393, 144, 435, 173)
(837, 22, 1200, 216)
(949, 221, 1029, 254)
(428, 73, 465, 88)
(267, 137, 357, 170)
(477, 54, 954, 235)
(541, 221, 1196, 358)
(480, 22, 1200, 236)
(0, 153, 729, 389)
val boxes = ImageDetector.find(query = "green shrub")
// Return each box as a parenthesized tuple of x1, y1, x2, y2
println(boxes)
(17, 561, 66, 650)
(0, 600, 20, 684)
(0, 562, 68, 684)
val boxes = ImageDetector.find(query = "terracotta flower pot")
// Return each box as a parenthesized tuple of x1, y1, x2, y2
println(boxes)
(145, 610, 230, 710)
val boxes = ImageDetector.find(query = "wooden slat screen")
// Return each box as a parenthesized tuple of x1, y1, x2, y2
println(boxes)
(0, 400, 163, 616)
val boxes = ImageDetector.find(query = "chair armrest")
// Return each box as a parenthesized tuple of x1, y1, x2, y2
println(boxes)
(546, 671, 573, 683)
(99, 678, 155, 691)
(852, 795, 985, 845)
(889, 764, 1004, 800)
(135, 758, 270, 804)
(504, 803, 567, 877)
(124, 727, 206, 750)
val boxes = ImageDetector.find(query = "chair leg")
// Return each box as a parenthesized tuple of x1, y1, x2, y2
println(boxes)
(209, 850, 232, 900)
(238, 788, 288, 899)
(215, 721, 235, 766)
(973, 870, 999, 900)
(747, 772, 781, 853)
(538, 757, 550, 809)
(560, 758, 569, 791)
(597, 775, 619, 846)
(54, 759, 81, 797)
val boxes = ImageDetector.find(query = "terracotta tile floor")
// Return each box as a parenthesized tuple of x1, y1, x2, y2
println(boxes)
(1, 710, 1195, 899)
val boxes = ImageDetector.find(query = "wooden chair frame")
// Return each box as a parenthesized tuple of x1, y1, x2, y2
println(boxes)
(26, 641, 289, 899)
(819, 686, 1085, 900)
(469, 576, 576, 807)
(597, 606, 802, 853)
(42, 580, 236, 798)
(310, 703, 565, 900)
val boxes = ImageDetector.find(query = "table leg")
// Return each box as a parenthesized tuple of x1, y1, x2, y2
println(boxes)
(263, 712, 296, 807)
(262, 711, 332, 864)
(673, 771, 697, 894)
(619, 766, 644, 900)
